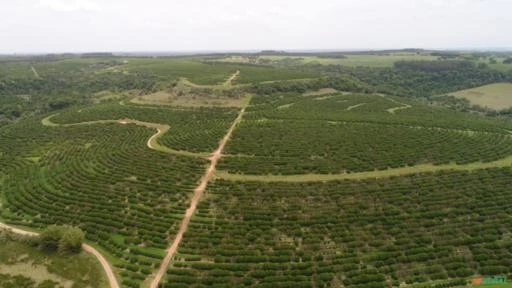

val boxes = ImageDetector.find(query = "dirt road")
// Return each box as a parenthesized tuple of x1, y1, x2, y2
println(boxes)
(0, 222, 120, 288)
(149, 106, 247, 288)
(224, 70, 240, 86)
(31, 66, 41, 79)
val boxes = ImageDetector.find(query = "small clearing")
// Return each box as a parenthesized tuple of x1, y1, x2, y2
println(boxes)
(93, 91, 123, 103)
(132, 91, 248, 108)
(0, 223, 117, 288)
(303, 88, 338, 96)
(449, 83, 512, 110)
(0, 261, 74, 288)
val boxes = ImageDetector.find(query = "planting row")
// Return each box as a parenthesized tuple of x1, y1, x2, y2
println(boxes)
(220, 119, 512, 174)
(52, 103, 239, 153)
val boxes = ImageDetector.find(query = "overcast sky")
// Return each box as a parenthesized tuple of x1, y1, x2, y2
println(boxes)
(1, 0, 511, 53)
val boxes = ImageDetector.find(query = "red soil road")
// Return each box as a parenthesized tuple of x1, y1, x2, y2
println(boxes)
(0, 223, 120, 288)
(149, 107, 247, 288)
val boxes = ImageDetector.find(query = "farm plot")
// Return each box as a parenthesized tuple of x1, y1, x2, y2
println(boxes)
(245, 92, 512, 132)
(220, 93, 512, 175)
(219, 119, 512, 174)
(162, 168, 512, 287)
(449, 83, 512, 110)
(0, 119, 208, 287)
(52, 103, 239, 153)
(122, 58, 318, 86)
(123, 58, 237, 85)
(233, 65, 318, 84)
(0, 102, 240, 287)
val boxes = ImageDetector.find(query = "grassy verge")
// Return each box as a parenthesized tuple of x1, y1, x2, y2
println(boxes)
(216, 155, 512, 182)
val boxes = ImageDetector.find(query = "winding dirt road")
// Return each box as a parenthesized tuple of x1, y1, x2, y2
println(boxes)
(0, 223, 119, 288)
(149, 106, 247, 288)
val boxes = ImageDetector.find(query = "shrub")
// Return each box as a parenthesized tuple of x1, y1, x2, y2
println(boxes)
(39, 225, 84, 253)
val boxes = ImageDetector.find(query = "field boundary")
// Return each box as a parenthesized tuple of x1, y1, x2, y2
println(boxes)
(377, 94, 412, 114)
(215, 155, 512, 182)
(0, 222, 119, 288)
(41, 114, 209, 158)
(223, 70, 240, 86)
(31, 66, 42, 79)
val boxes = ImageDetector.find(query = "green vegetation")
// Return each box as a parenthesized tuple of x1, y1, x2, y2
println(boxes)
(212, 51, 440, 67)
(219, 92, 512, 175)
(163, 168, 512, 287)
(260, 53, 440, 67)
(0, 111, 211, 286)
(216, 155, 512, 182)
(1, 52, 512, 288)
(40, 225, 85, 254)
(0, 230, 107, 287)
(124, 58, 237, 85)
(52, 103, 239, 153)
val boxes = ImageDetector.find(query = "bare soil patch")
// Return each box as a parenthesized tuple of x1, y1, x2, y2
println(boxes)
(132, 91, 245, 108)
(303, 88, 338, 96)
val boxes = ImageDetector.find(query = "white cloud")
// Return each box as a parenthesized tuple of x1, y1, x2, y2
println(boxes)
(38, 0, 101, 12)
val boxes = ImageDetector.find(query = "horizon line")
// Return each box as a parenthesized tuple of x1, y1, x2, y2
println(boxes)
(1, 47, 512, 56)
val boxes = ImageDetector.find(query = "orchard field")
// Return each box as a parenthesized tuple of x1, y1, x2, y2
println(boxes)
(1, 53, 512, 287)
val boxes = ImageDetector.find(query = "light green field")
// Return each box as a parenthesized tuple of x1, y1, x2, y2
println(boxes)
(450, 83, 512, 110)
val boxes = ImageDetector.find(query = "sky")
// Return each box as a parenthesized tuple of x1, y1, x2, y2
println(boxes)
(0, 0, 511, 54)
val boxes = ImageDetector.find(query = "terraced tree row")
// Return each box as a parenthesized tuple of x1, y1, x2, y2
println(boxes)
(161, 168, 512, 288)
(220, 119, 512, 174)
(0, 118, 210, 287)
(219, 92, 512, 175)
(53, 103, 239, 153)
